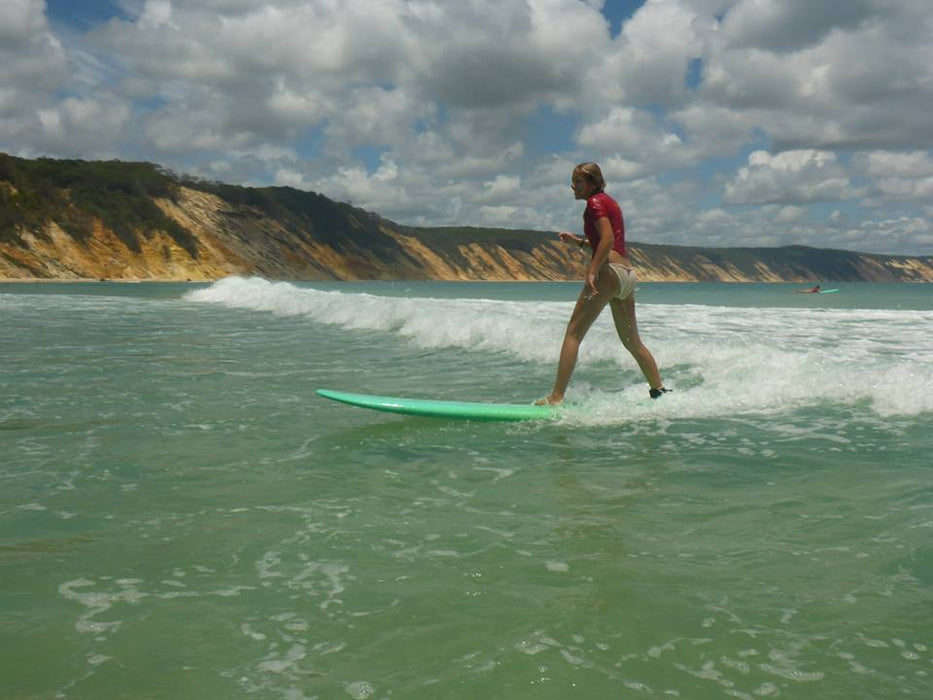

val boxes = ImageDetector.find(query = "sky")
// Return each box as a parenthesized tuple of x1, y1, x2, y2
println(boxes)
(2, 0, 932, 255)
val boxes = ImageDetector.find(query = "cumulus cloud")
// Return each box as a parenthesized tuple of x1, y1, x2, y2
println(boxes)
(603, 0, 709, 106)
(724, 150, 863, 205)
(0, 0, 68, 146)
(0, 0, 49, 40)
(477, 175, 523, 204)
(577, 107, 692, 174)
(852, 151, 933, 179)
(38, 94, 132, 153)
(700, 0, 933, 151)
(721, 0, 876, 52)
(139, 0, 177, 30)
(850, 150, 933, 206)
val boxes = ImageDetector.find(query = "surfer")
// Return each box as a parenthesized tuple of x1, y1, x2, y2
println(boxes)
(797, 284, 821, 293)
(537, 162, 668, 405)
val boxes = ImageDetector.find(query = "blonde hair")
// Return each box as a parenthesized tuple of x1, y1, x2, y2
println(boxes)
(573, 162, 605, 192)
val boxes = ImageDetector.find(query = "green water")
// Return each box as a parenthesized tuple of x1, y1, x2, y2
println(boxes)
(1, 280, 931, 699)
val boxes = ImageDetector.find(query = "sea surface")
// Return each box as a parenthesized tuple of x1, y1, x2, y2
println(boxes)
(2, 278, 931, 699)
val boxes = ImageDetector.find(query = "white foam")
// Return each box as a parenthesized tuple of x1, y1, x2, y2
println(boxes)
(345, 681, 375, 699)
(187, 277, 933, 419)
(186, 276, 562, 361)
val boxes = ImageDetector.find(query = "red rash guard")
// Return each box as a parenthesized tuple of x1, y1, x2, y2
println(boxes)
(583, 191, 626, 257)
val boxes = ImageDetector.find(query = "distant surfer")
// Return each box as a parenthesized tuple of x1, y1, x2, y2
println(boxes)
(536, 162, 668, 405)
(797, 284, 821, 293)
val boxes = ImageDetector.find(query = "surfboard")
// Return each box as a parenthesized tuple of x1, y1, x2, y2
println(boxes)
(819, 289, 839, 294)
(316, 389, 559, 421)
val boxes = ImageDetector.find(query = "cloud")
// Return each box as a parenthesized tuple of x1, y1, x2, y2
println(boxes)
(852, 151, 933, 179)
(721, 0, 876, 52)
(576, 107, 692, 174)
(603, 0, 709, 106)
(852, 150, 933, 205)
(0, 0, 50, 40)
(477, 175, 523, 204)
(38, 94, 132, 153)
(417, 0, 606, 109)
(273, 168, 304, 188)
(873, 177, 933, 202)
(139, 0, 177, 29)
(0, 0, 68, 146)
(701, 0, 933, 151)
(323, 87, 429, 151)
(724, 150, 863, 205)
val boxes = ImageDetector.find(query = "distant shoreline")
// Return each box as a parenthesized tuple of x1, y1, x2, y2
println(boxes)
(2, 276, 930, 285)
(0, 277, 198, 283)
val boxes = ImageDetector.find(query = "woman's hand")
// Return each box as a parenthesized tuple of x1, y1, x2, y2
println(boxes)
(585, 271, 599, 300)
(558, 231, 583, 246)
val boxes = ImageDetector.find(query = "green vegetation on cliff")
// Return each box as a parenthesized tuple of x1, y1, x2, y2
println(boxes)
(0, 154, 198, 257)
(186, 179, 412, 262)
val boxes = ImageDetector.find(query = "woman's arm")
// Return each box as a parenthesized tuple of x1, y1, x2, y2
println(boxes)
(558, 231, 587, 247)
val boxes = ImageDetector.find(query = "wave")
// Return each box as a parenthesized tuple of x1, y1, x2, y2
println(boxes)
(186, 277, 933, 419)
(185, 277, 569, 361)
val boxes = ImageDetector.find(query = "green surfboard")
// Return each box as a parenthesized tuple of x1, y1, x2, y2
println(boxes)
(316, 389, 559, 422)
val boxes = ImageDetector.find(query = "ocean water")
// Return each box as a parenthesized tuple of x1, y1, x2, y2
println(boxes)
(1, 278, 931, 699)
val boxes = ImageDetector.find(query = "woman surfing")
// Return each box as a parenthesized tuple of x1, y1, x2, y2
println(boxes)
(537, 162, 668, 405)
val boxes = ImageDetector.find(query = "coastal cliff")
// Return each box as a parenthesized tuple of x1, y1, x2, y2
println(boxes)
(2, 154, 932, 282)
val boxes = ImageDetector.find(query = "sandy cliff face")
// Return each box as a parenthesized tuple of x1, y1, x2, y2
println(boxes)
(2, 179, 933, 283)
(1, 210, 237, 280)
(388, 233, 574, 281)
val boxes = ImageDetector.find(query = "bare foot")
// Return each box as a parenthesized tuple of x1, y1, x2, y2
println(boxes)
(534, 395, 563, 406)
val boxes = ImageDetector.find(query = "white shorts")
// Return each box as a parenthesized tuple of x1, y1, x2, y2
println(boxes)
(607, 263, 637, 300)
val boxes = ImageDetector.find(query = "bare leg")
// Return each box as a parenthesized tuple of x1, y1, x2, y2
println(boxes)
(609, 294, 662, 389)
(538, 270, 618, 405)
